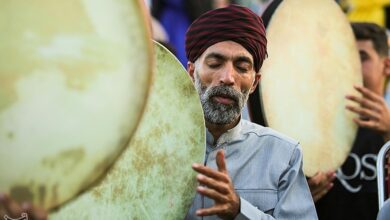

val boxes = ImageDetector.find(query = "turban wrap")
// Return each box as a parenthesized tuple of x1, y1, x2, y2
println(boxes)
(185, 4, 267, 73)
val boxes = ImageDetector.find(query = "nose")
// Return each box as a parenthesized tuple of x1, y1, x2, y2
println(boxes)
(219, 63, 235, 86)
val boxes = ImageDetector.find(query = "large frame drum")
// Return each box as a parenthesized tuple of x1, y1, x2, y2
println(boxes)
(248, 0, 362, 176)
(0, 0, 153, 209)
(50, 42, 205, 219)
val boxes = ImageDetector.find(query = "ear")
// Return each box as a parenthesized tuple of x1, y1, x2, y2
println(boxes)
(249, 73, 261, 94)
(384, 57, 390, 77)
(187, 61, 195, 81)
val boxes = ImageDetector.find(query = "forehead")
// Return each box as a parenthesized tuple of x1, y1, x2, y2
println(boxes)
(356, 40, 376, 54)
(200, 41, 253, 61)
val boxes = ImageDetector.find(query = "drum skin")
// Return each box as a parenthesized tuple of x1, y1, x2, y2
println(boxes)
(49, 42, 205, 219)
(258, 0, 362, 176)
(0, 0, 153, 209)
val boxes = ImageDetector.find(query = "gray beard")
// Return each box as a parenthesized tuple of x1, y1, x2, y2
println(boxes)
(194, 72, 250, 125)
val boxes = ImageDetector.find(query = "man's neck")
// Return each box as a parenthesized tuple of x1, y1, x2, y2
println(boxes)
(206, 117, 240, 144)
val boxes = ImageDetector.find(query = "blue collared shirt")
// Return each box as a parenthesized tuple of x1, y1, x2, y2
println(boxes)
(186, 119, 318, 219)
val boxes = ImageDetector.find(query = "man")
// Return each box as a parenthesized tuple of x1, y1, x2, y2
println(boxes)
(184, 4, 317, 219)
(311, 22, 390, 220)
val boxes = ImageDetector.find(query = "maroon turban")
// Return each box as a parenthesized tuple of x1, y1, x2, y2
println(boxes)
(185, 4, 267, 73)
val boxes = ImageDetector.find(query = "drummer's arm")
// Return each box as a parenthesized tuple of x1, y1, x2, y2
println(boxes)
(0, 193, 47, 220)
(346, 85, 390, 141)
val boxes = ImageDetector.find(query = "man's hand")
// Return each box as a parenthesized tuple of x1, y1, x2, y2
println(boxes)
(307, 171, 336, 202)
(346, 85, 390, 141)
(192, 150, 240, 220)
(0, 193, 47, 220)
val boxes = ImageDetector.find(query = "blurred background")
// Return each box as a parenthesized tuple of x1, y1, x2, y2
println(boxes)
(145, 0, 390, 104)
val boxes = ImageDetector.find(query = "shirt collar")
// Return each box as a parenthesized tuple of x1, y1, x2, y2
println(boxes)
(206, 118, 243, 148)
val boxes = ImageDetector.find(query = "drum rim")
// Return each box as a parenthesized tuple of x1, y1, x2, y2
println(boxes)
(247, 0, 282, 125)
(247, 0, 360, 176)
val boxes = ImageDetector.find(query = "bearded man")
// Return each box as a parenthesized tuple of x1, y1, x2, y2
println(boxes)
(184, 4, 317, 220)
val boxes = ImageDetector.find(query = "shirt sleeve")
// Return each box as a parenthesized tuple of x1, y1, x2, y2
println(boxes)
(235, 197, 274, 220)
(235, 145, 318, 220)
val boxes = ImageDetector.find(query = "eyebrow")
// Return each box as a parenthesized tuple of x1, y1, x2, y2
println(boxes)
(204, 52, 227, 61)
(204, 52, 253, 65)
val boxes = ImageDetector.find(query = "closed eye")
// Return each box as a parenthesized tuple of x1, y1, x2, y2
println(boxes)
(204, 53, 226, 69)
(208, 63, 222, 69)
(234, 57, 253, 73)
(236, 66, 248, 73)
(235, 62, 251, 73)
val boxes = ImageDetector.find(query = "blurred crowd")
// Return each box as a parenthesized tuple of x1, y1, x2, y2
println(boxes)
(146, 0, 390, 104)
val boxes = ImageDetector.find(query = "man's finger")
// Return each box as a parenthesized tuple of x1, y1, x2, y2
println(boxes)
(308, 173, 328, 195)
(354, 85, 383, 103)
(312, 183, 334, 202)
(325, 171, 337, 181)
(353, 118, 378, 129)
(346, 95, 381, 112)
(313, 191, 325, 202)
(196, 186, 227, 203)
(346, 105, 380, 121)
(308, 171, 336, 196)
(196, 174, 229, 194)
(308, 172, 325, 186)
(310, 184, 326, 195)
(196, 206, 225, 217)
(216, 150, 227, 173)
(313, 182, 334, 202)
(192, 163, 226, 180)
(0, 193, 23, 218)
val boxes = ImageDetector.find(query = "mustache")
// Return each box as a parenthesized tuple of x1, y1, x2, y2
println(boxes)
(206, 85, 241, 104)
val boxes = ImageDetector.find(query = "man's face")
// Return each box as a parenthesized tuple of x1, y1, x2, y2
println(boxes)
(187, 41, 260, 125)
(357, 40, 388, 95)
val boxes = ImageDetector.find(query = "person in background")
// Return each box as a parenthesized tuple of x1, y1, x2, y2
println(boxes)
(151, 0, 231, 67)
(310, 22, 390, 220)
(151, 0, 191, 66)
